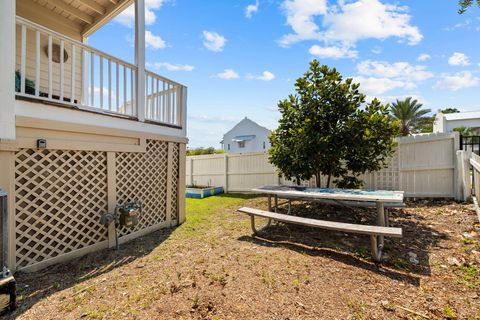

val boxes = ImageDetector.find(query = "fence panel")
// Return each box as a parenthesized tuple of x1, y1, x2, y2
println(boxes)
(187, 133, 459, 198)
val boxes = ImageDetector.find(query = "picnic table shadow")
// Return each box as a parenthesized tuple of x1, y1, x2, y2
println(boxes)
(5, 226, 177, 319)
(237, 200, 450, 285)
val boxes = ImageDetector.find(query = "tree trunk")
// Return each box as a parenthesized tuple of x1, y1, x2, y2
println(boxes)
(326, 174, 331, 188)
(315, 172, 321, 188)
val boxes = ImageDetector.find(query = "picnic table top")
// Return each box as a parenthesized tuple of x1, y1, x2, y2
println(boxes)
(252, 185, 404, 203)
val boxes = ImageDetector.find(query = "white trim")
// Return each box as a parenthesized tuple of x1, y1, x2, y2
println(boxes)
(0, 0, 16, 139)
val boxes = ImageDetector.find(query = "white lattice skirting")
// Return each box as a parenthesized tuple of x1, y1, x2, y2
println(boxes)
(14, 139, 180, 271)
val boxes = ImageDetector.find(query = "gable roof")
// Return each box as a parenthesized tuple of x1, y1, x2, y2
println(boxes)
(222, 117, 271, 140)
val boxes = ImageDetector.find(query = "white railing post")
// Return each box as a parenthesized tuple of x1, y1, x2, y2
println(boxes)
(181, 86, 187, 135)
(135, 0, 146, 122)
(0, 0, 15, 140)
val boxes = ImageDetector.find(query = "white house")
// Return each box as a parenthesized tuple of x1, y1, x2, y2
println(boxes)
(434, 111, 480, 133)
(221, 118, 271, 153)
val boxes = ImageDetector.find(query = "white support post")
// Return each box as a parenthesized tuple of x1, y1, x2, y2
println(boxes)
(181, 86, 188, 136)
(0, 0, 16, 140)
(135, 0, 146, 122)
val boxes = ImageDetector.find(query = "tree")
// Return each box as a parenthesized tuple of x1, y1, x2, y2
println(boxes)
(459, 0, 480, 13)
(453, 126, 473, 136)
(187, 147, 223, 156)
(389, 97, 432, 136)
(439, 107, 460, 114)
(268, 60, 398, 188)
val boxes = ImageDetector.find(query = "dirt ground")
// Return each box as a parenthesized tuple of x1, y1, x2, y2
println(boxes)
(4, 195, 480, 320)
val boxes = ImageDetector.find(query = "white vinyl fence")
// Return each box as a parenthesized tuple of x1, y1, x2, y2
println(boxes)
(187, 132, 461, 198)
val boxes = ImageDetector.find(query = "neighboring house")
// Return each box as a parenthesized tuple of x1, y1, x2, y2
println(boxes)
(0, 0, 187, 272)
(433, 111, 480, 134)
(221, 117, 271, 153)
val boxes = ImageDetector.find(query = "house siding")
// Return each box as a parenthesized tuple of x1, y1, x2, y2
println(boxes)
(222, 118, 271, 153)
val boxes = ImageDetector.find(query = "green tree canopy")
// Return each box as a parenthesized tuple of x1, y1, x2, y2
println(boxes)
(439, 107, 460, 114)
(187, 147, 223, 156)
(459, 0, 480, 13)
(389, 97, 432, 136)
(269, 60, 398, 188)
(453, 126, 473, 136)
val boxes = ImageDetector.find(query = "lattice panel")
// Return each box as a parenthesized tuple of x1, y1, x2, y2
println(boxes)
(360, 152, 399, 190)
(116, 140, 169, 237)
(14, 149, 108, 268)
(170, 143, 180, 222)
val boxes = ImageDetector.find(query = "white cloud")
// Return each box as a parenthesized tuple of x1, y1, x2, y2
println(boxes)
(309, 45, 358, 59)
(433, 71, 479, 91)
(203, 31, 227, 52)
(216, 69, 239, 80)
(448, 52, 470, 66)
(375, 94, 429, 106)
(248, 71, 275, 81)
(145, 30, 166, 49)
(417, 53, 431, 61)
(322, 0, 422, 46)
(245, 0, 259, 18)
(356, 60, 433, 82)
(147, 62, 194, 71)
(353, 76, 415, 95)
(444, 19, 472, 31)
(115, 0, 165, 27)
(279, 0, 327, 46)
(353, 60, 433, 95)
(280, 0, 422, 56)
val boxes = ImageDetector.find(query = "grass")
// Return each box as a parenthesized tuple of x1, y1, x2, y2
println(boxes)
(456, 264, 480, 289)
(177, 194, 255, 240)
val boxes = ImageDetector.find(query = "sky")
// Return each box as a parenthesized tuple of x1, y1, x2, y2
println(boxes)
(89, 0, 480, 148)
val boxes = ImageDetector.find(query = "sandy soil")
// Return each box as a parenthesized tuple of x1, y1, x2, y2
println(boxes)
(5, 195, 480, 320)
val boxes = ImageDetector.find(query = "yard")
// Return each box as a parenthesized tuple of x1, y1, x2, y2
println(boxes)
(6, 194, 480, 319)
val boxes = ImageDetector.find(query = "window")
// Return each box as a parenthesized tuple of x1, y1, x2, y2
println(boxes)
(263, 141, 266, 149)
(238, 141, 245, 148)
(228, 144, 230, 150)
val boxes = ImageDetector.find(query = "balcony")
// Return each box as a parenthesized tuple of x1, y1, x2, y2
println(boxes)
(14, 16, 186, 129)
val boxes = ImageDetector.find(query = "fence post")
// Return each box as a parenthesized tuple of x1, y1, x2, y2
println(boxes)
(455, 150, 472, 202)
(224, 153, 228, 193)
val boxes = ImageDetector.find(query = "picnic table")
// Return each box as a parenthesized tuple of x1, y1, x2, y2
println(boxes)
(238, 185, 405, 261)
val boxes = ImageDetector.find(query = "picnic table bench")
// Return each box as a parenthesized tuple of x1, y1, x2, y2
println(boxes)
(238, 185, 405, 261)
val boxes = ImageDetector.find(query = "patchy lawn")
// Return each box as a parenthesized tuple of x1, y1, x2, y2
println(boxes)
(6, 194, 480, 319)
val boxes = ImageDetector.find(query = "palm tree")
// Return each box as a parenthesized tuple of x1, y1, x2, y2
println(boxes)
(389, 97, 431, 136)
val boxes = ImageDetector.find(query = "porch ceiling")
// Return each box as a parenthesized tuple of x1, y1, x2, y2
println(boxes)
(17, 0, 133, 38)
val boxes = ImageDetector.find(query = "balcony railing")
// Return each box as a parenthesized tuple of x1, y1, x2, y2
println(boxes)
(15, 16, 185, 128)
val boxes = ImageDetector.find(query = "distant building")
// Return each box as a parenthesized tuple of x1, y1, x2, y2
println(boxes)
(221, 117, 271, 153)
(433, 111, 480, 134)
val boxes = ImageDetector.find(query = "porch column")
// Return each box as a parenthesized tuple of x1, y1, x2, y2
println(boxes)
(0, 0, 16, 140)
(135, 0, 146, 122)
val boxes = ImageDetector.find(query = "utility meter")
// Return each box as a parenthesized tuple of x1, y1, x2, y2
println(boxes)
(117, 202, 142, 228)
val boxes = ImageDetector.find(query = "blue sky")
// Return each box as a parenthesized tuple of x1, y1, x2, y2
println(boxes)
(89, 0, 480, 148)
